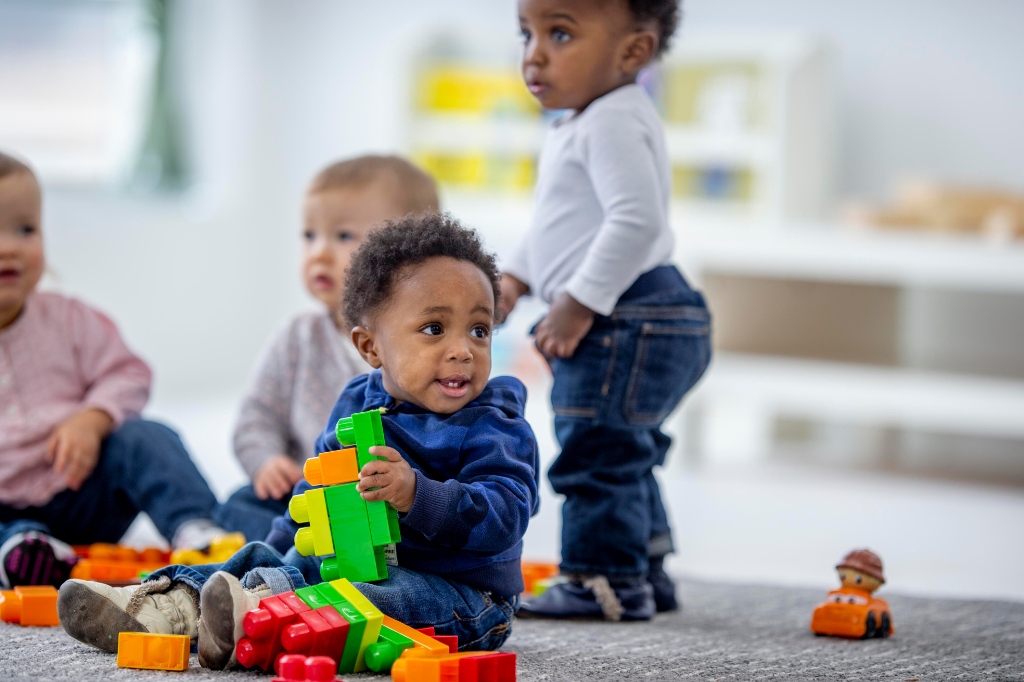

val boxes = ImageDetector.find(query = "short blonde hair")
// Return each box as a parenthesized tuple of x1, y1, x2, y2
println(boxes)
(308, 155, 439, 216)
(0, 151, 33, 180)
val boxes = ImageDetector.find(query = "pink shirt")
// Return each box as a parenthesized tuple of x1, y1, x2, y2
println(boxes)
(0, 292, 151, 508)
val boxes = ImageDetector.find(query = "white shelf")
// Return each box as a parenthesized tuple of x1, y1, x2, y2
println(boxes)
(409, 115, 544, 154)
(675, 220, 1024, 294)
(696, 352, 1024, 440)
(664, 127, 775, 166)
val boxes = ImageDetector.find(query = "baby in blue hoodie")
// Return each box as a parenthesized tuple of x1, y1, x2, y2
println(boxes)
(58, 213, 540, 669)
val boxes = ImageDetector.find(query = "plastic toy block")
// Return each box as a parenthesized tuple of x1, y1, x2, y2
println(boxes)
(383, 617, 449, 655)
(520, 562, 558, 594)
(331, 579, 383, 672)
(282, 605, 350, 659)
(207, 532, 247, 562)
(367, 497, 401, 546)
(273, 654, 339, 682)
(434, 635, 458, 654)
(416, 627, 436, 637)
(0, 591, 21, 623)
(295, 585, 333, 610)
(70, 558, 169, 582)
(312, 583, 366, 675)
(116, 632, 190, 671)
(292, 487, 335, 557)
(320, 484, 383, 583)
(0, 586, 59, 626)
(365, 625, 416, 672)
(236, 592, 311, 671)
(305, 448, 359, 487)
(391, 651, 516, 682)
(336, 410, 386, 469)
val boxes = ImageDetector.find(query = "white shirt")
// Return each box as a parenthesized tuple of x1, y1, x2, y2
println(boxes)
(506, 84, 674, 316)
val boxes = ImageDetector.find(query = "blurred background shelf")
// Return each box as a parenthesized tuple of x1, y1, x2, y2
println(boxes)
(676, 221, 1024, 293)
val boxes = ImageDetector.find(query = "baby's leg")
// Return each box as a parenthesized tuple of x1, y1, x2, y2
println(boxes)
(354, 567, 517, 651)
(0, 517, 79, 588)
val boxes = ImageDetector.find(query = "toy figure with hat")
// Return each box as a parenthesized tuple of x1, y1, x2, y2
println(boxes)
(810, 548, 894, 639)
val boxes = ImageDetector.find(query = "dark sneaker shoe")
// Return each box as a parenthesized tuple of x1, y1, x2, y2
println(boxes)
(0, 532, 78, 588)
(648, 556, 679, 612)
(517, 577, 655, 621)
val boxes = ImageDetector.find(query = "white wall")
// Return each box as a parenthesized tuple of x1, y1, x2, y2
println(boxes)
(37, 0, 1024, 404)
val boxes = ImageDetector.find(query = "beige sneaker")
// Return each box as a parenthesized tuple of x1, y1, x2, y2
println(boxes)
(58, 576, 199, 653)
(197, 571, 269, 670)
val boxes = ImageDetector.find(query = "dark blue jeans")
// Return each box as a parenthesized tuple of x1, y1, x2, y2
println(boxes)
(147, 542, 517, 651)
(545, 266, 711, 582)
(0, 419, 220, 548)
(213, 484, 289, 543)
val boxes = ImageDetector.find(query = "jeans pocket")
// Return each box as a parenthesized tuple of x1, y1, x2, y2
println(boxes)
(622, 316, 711, 425)
(550, 328, 616, 420)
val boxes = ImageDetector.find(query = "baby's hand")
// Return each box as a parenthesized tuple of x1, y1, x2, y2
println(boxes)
(356, 446, 416, 513)
(254, 455, 303, 500)
(533, 292, 595, 359)
(46, 408, 112, 491)
(497, 273, 529, 325)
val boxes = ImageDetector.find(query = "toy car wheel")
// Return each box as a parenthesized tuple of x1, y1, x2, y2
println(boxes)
(862, 612, 877, 639)
(877, 613, 891, 638)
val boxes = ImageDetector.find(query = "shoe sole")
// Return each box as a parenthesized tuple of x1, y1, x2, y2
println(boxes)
(197, 573, 238, 670)
(57, 581, 148, 653)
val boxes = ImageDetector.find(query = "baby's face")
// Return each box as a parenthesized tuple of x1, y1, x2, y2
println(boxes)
(361, 256, 494, 414)
(519, 0, 645, 111)
(0, 171, 44, 322)
(302, 180, 405, 320)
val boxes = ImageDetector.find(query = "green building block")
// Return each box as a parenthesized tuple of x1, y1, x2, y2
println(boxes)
(311, 583, 366, 675)
(336, 410, 386, 469)
(364, 624, 415, 672)
(366, 499, 400, 547)
(294, 585, 331, 610)
(321, 484, 382, 582)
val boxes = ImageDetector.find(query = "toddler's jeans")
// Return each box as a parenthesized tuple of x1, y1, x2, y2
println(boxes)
(544, 265, 711, 584)
(147, 541, 517, 651)
(0, 419, 220, 549)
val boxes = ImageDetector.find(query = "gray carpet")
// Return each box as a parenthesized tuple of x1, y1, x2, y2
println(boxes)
(2, 579, 1022, 681)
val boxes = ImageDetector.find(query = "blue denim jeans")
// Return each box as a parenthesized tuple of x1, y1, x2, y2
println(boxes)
(213, 484, 290, 543)
(147, 541, 518, 651)
(545, 266, 711, 581)
(0, 420, 220, 548)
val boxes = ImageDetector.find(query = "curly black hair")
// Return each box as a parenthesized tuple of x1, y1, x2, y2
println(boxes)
(630, 0, 682, 57)
(342, 212, 501, 328)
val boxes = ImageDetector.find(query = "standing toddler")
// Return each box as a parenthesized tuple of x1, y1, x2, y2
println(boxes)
(502, 0, 711, 620)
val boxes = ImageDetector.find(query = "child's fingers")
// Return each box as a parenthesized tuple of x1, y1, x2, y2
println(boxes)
(367, 445, 402, 463)
(52, 436, 71, 475)
(45, 431, 60, 463)
(359, 486, 389, 502)
(355, 470, 392, 492)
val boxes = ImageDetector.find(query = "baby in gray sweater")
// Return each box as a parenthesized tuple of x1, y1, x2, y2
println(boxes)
(222, 155, 439, 540)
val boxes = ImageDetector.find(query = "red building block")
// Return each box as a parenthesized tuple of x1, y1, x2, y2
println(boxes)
(416, 626, 435, 636)
(236, 592, 311, 671)
(434, 635, 458, 654)
(460, 652, 516, 682)
(273, 654, 339, 681)
(282, 605, 350, 659)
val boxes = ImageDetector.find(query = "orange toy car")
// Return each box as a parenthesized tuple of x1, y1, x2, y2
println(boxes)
(810, 548, 894, 639)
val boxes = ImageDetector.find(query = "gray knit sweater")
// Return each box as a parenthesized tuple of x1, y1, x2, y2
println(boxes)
(232, 312, 367, 478)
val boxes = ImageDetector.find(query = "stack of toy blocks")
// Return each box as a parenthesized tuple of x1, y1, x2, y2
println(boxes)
(290, 409, 401, 583)
(390, 647, 517, 682)
(273, 654, 340, 682)
(236, 578, 384, 675)
(0, 585, 59, 626)
(69, 544, 171, 583)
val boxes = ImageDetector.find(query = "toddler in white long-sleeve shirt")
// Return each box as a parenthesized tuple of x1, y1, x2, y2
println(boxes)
(502, 0, 712, 621)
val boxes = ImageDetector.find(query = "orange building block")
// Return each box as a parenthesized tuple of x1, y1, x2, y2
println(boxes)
(117, 632, 191, 671)
(0, 586, 59, 626)
(520, 562, 558, 594)
(303, 448, 359, 487)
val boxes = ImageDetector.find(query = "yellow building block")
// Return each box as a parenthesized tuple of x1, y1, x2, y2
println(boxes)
(290, 488, 336, 557)
(304, 448, 359, 487)
(331, 578, 383, 672)
(380, 615, 450, 655)
(117, 632, 190, 671)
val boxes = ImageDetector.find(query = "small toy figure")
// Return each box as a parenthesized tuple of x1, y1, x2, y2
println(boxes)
(810, 549, 894, 639)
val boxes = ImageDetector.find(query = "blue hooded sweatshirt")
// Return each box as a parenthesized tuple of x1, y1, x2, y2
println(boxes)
(266, 370, 540, 597)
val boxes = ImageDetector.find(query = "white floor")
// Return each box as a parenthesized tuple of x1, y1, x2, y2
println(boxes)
(137, 390, 1024, 604)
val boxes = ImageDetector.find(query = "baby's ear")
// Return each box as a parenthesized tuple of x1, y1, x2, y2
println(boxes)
(351, 326, 383, 368)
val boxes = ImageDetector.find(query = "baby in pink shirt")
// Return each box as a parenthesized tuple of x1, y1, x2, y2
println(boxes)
(0, 152, 227, 588)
